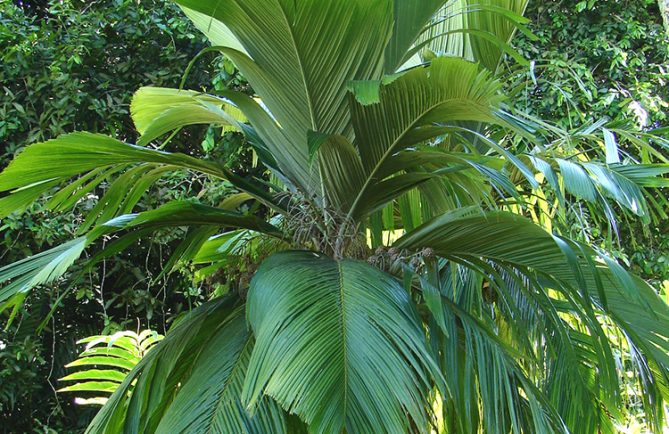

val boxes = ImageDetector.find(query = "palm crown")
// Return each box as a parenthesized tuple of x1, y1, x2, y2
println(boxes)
(1, 1, 669, 433)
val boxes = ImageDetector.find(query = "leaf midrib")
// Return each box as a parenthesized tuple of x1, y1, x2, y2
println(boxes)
(347, 98, 489, 219)
(274, 1, 317, 132)
(274, 1, 326, 199)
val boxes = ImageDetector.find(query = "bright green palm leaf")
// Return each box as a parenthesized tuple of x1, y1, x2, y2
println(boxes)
(583, 162, 649, 218)
(441, 263, 622, 433)
(87, 297, 295, 434)
(0, 179, 61, 218)
(76, 165, 170, 233)
(59, 330, 164, 406)
(175, 0, 394, 192)
(0, 133, 226, 189)
(411, 0, 531, 72)
(243, 251, 440, 434)
(310, 133, 365, 210)
(130, 87, 246, 145)
(384, 0, 450, 72)
(178, 6, 248, 54)
(0, 237, 87, 308)
(100, 201, 282, 237)
(155, 306, 296, 434)
(0, 132, 229, 218)
(394, 209, 669, 424)
(0, 201, 281, 310)
(610, 164, 669, 187)
(347, 57, 505, 219)
(0, 132, 284, 219)
(431, 292, 568, 434)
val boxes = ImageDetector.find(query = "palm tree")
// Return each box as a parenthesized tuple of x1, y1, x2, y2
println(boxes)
(1, 0, 669, 432)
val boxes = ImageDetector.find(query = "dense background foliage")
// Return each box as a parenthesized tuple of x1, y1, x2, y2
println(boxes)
(513, 0, 669, 290)
(0, 0, 667, 432)
(0, 0, 245, 431)
(510, 3, 669, 428)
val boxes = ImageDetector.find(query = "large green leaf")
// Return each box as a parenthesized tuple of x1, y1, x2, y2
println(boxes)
(424, 262, 619, 433)
(394, 208, 669, 425)
(178, 6, 247, 54)
(154, 308, 295, 434)
(347, 57, 504, 219)
(429, 290, 568, 434)
(130, 87, 245, 146)
(310, 132, 365, 210)
(384, 0, 450, 72)
(410, 0, 531, 72)
(0, 238, 87, 310)
(0, 201, 281, 310)
(59, 330, 163, 406)
(0, 132, 227, 219)
(243, 251, 440, 434)
(101, 201, 282, 237)
(87, 297, 296, 434)
(175, 0, 394, 193)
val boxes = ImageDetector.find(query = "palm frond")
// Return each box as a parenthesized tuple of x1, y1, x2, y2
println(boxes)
(130, 87, 245, 146)
(243, 250, 441, 433)
(395, 209, 669, 430)
(408, 0, 532, 72)
(86, 297, 297, 434)
(59, 330, 164, 406)
(0, 201, 281, 311)
(174, 0, 394, 193)
(0, 132, 227, 219)
(347, 57, 505, 219)
(384, 0, 451, 72)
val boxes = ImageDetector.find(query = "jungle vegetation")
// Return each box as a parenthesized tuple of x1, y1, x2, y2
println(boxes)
(1, 0, 669, 433)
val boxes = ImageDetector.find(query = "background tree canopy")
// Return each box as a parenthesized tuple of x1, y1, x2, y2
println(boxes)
(0, 0, 668, 432)
(1, 0, 249, 431)
(513, 0, 669, 290)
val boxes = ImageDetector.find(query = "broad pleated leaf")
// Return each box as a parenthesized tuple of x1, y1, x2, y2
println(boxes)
(347, 57, 504, 218)
(0, 237, 87, 308)
(395, 209, 669, 424)
(130, 87, 245, 145)
(101, 201, 282, 237)
(427, 261, 618, 433)
(555, 158, 598, 202)
(175, 0, 394, 192)
(310, 133, 365, 211)
(59, 330, 163, 405)
(179, 6, 247, 54)
(155, 306, 294, 434)
(0, 201, 281, 311)
(384, 0, 450, 72)
(410, 0, 531, 72)
(243, 251, 440, 434)
(0, 132, 228, 218)
(428, 289, 568, 434)
(87, 297, 296, 434)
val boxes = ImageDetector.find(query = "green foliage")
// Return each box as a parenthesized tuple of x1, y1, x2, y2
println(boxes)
(59, 330, 164, 406)
(0, 0, 209, 153)
(512, 0, 669, 286)
(0, 0, 241, 431)
(0, 334, 46, 420)
(244, 251, 439, 434)
(2, 0, 669, 433)
(86, 297, 295, 434)
(513, 0, 669, 129)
